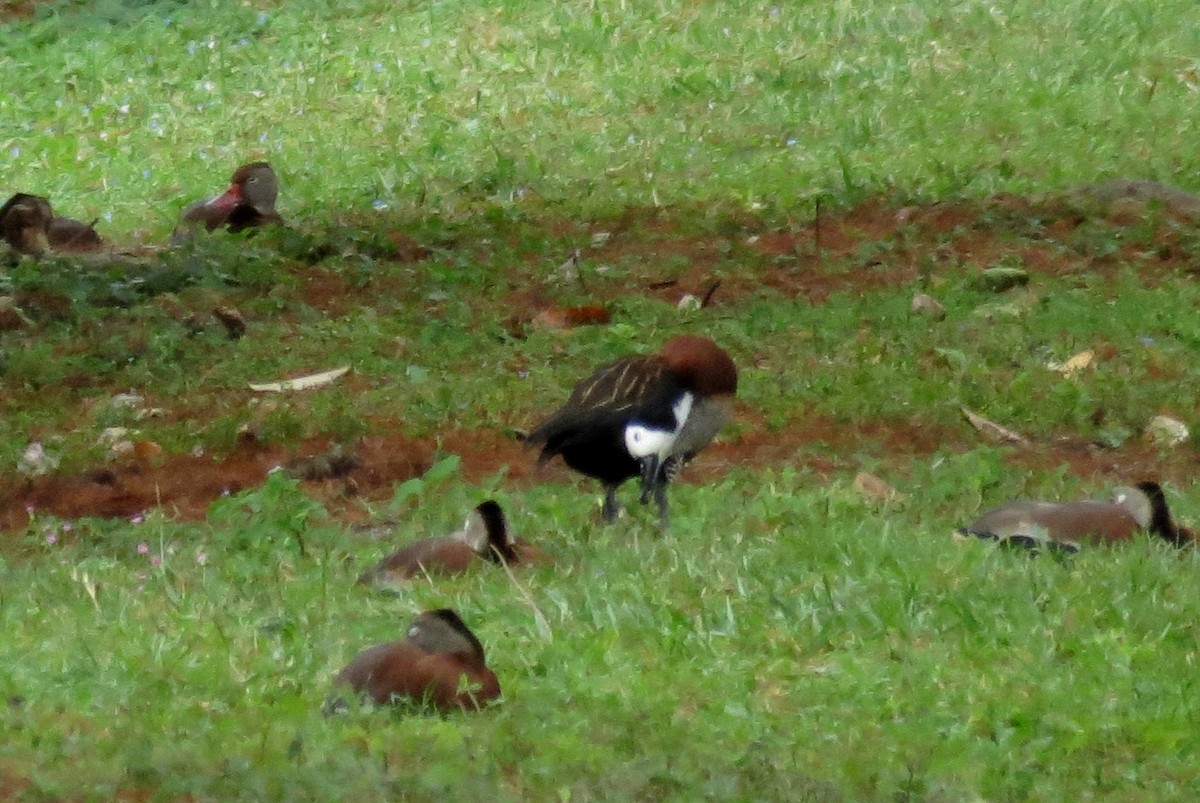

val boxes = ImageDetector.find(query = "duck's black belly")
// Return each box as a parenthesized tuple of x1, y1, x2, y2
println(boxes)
(555, 422, 640, 485)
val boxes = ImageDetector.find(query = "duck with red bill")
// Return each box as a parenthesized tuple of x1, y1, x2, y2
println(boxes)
(172, 161, 281, 243)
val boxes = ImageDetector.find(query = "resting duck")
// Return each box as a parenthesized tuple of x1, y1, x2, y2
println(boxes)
(2, 193, 105, 257)
(356, 500, 539, 585)
(47, 216, 103, 251)
(328, 609, 500, 712)
(172, 161, 282, 242)
(957, 481, 1192, 554)
(526, 334, 738, 526)
(0, 192, 53, 257)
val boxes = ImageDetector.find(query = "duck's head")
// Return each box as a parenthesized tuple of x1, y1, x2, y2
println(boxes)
(406, 608, 488, 665)
(1129, 481, 1189, 546)
(460, 500, 515, 563)
(659, 334, 738, 399)
(0, 193, 53, 256)
(209, 161, 278, 215)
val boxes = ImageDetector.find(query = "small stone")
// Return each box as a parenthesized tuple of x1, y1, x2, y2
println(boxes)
(911, 293, 946, 320)
(108, 392, 145, 410)
(98, 427, 131, 446)
(99, 427, 138, 460)
(853, 472, 905, 505)
(18, 442, 59, 477)
(556, 250, 580, 282)
(1145, 415, 1189, 448)
(972, 266, 1030, 293)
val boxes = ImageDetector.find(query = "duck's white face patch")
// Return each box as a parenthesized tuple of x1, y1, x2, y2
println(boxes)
(624, 392, 694, 458)
(1112, 486, 1152, 528)
(458, 510, 488, 552)
(672, 393, 694, 428)
(624, 424, 675, 459)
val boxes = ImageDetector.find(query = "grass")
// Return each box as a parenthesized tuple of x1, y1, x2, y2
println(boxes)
(7, 470, 1200, 800)
(4, 0, 1200, 800)
(3, 0, 1200, 230)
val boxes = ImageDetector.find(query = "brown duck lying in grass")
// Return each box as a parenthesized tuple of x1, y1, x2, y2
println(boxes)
(356, 500, 543, 586)
(326, 609, 500, 713)
(957, 481, 1194, 555)
(171, 161, 282, 243)
(1, 192, 102, 258)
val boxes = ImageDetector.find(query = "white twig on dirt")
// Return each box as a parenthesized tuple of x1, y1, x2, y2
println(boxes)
(248, 365, 351, 392)
(961, 406, 1030, 446)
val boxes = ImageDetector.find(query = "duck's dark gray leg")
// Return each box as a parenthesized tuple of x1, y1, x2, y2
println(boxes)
(602, 484, 621, 523)
(653, 478, 670, 529)
(638, 456, 660, 505)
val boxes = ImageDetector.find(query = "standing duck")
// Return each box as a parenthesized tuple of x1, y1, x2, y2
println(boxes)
(172, 161, 282, 242)
(356, 500, 538, 585)
(328, 609, 501, 712)
(957, 481, 1192, 553)
(526, 334, 738, 526)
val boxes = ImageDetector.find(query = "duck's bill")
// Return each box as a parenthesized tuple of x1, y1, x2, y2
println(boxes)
(206, 186, 242, 211)
(638, 455, 660, 505)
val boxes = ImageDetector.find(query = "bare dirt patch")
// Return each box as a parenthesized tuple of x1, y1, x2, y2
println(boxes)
(0, 0, 35, 21)
(3, 192, 1198, 531)
(1007, 437, 1200, 489)
(741, 192, 1199, 301)
(0, 433, 433, 532)
(509, 191, 1200, 317)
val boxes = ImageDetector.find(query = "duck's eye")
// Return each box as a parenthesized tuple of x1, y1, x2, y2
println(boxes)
(246, 176, 258, 184)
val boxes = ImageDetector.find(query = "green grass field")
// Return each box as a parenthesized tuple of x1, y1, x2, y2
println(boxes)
(4, 1, 1200, 800)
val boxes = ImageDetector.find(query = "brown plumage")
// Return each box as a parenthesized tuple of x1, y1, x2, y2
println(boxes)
(328, 609, 501, 712)
(0, 192, 53, 257)
(47, 216, 103, 251)
(1, 192, 105, 256)
(958, 481, 1192, 554)
(172, 161, 282, 242)
(526, 334, 738, 525)
(357, 500, 539, 585)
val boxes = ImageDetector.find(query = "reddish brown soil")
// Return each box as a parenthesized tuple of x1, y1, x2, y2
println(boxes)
(1, 434, 431, 531)
(3, 192, 1198, 532)
(0, 0, 35, 21)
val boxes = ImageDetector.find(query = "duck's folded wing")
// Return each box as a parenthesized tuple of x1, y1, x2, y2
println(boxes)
(528, 355, 681, 453)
